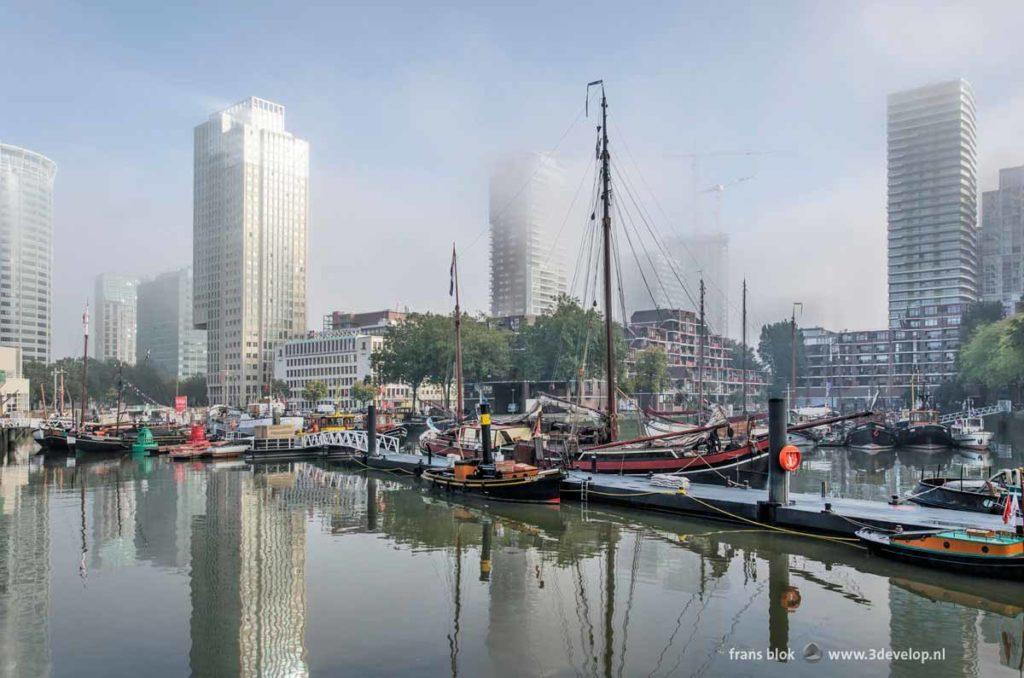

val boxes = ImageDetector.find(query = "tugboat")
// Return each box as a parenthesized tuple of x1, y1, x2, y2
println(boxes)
(421, 403, 562, 504)
(898, 409, 953, 451)
(844, 421, 898, 452)
(949, 414, 993, 451)
(857, 525, 1024, 580)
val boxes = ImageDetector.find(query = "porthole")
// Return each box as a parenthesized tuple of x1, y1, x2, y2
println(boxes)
(943, 541, 951, 549)
(981, 546, 990, 554)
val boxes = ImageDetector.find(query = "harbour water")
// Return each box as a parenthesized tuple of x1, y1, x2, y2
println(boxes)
(2, 420, 1024, 677)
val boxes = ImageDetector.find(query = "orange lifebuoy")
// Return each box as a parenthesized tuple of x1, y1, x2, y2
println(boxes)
(779, 444, 802, 472)
(780, 586, 802, 611)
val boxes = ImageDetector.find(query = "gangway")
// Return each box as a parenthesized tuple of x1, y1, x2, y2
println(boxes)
(938, 402, 1011, 425)
(301, 429, 401, 454)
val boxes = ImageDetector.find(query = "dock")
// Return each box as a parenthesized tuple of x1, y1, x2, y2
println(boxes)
(323, 449, 1008, 538)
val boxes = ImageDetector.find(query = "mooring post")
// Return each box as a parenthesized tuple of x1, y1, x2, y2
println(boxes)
(366, 403, 377, 459)
(366, 477, 378, 531)
(479, 402, 492, 465)
(767, 396, 789, 507)
(479, 520, 492, 581)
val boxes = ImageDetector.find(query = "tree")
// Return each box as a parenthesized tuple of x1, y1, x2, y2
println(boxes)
(269, 379, 291, 400)
(350, 379, 377, 410)
(959, 315, 1024, 400)
(179, 374, 209, 407)
(302, 380, 328, 406)
(513, 296, 628, 384)
(373, 313, 451, 411)
(460, 316, 512, 386)
(631, 346, 669, 409)
(758, 320, 806, 395)
(723, 338, 762, 372)
(959, 300, 1005, 343)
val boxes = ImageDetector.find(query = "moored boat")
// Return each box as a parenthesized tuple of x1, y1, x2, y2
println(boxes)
(74, 431, 130, 453)
(907, 468, 1021, 514)
(950, 415, 993, 450)
(844, 421, 898, 451)
(898, 410, 953, 451)
(857, 527, 1024, 580)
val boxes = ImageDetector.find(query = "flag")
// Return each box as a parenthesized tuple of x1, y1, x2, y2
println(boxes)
(449, 245, 457, 296)
(1002, 493, 1019, 525)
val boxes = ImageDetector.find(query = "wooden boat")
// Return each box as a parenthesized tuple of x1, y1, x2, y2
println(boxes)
(570, 436, 769, 475)
(897, 410, 953, 451)
(422, 460, 563, 504)
(35, 426, 73, 451)
(844, 421, 898, 452)
(857, 527, 1024, 580)
(74, 431, 129, 453)
(907, 468, 1021, 514)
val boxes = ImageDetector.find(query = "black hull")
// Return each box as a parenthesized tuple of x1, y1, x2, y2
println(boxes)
(907, 477, 1006, 514)
(39, 435, 71, 451)
(74, 436, 129, 453)
(422, 470, 562, 504)
(899, 424, 953, 450)
(845, 423, 897, 450)
(862, 537, 1024, 580)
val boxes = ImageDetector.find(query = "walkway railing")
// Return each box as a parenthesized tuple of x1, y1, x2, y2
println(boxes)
(301, 429, 401, 454)
(938, 402, 1012, 424)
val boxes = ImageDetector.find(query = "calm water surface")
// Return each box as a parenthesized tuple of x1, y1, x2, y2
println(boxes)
(2, 417, 1024, 677)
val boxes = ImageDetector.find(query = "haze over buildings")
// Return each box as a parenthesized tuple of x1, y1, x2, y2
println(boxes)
(0, 144, 55, 364)
(93, 272, 138, 364)
(489, 153, 567, 318)
(980, 165, 1024, 314)
(193, 97, 309, 406)
(137, 266, 207, 379)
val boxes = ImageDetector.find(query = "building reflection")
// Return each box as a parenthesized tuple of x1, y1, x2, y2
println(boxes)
(190, 466, 308, 677)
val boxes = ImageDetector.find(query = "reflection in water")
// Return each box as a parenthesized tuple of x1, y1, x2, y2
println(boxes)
(0, 453, 1023, 676)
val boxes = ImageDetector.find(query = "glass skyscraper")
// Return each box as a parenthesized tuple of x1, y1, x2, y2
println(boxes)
(93, 273, 138, 364)
(193, 98, 309, 406)
(137, 266, 207, 379)
(887, 80, 978, 329)
(0, 144, 56, 364)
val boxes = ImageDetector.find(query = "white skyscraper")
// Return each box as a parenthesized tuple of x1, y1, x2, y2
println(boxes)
(489, 153, 567, 318)
(93, 273, 138, 364)
(193, 97, 309, 406)
(0, 144, 56, 364)
(137, 266, 207, 379)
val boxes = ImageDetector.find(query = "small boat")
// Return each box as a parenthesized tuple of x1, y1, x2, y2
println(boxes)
(950, 415, 993, 450)
(421, 459, 563, 504)
(897, 410, 953, 451)
(857, 527, 1024, 580)
(35, 426, 73, 451)
(844, 421, 898, 452)
(74, 430, 129, 453)
(168, 424, 252, 460)
(907, 468, 1021, 514)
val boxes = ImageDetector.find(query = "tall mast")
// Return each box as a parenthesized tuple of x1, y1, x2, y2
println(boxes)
(741, 279, 747, 415)
(590, 81, 617, 441)
(79, 304, 89, 430)
(790, 302, 801, 409)
(698, 277, 705, 420)
(452, 244, 464, 422)
(114, 361, 124, 432)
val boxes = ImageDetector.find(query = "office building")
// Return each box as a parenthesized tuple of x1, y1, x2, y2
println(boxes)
(137, 266, 207, 378)
(93, 273, 138, 364)
(887, 80, 978, 329)
(193, 97, 309, 406)
(489, 153, 567, 318)
(980, 165, 1024, 314)
(0, 144, 56, 364)
(0, 345, 30, 413)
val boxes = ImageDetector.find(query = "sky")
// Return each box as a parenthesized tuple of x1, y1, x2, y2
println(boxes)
(3, 0, 1024, 358)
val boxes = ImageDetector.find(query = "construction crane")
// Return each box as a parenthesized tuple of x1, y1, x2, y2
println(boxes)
(701, 174, 756, 231)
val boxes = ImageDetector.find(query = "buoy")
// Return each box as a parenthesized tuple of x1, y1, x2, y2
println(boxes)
(779, 444, 802, 472)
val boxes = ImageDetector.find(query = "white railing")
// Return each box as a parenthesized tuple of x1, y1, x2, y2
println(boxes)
(939, 402, 1012, 424)
(302, 429, 401, 454)
(0, 417, 40, 429)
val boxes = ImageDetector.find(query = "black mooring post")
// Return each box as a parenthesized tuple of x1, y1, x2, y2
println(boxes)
(480, 520, 493, 581)
(366, 403, 377, 458)
(479, 402, 492, 465)
(767, 397, 788, 507)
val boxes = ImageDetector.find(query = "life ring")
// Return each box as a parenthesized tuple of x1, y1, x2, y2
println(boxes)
(779, 445, 802, 472)
(780, 586, 802, 611)
(872, 427, 879, 439)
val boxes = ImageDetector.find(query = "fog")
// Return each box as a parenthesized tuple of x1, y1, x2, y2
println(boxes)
(3, 1, 1024, 357)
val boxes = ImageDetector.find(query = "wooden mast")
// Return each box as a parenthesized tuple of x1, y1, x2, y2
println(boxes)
(741, 279, 747, 415)
(589, 80, 617, 441)
(698, 276, 705, 421)
(452, 244, 464, 422)
(79, 304, 89, 430)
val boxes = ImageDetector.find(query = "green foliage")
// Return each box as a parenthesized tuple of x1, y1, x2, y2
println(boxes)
(269, 379, 291, 400)
(179, 374, 209, 407)
(959, 315, 1024, 394)
(302, 379, 328, 404)
(723, 337, 761, 372)
(25, 357, 207, 410)
(350, 379, 377, 408)
(959, 300, 1005, 344)
(513, 296, 627, 383)
(461, 317, 512, 385)
(373, 313, 453, 409)
(631, 346, 670, 395)
(757, 320, 806, 394)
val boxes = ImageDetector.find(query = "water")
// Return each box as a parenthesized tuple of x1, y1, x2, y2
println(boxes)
(1, 420, 1024, 677)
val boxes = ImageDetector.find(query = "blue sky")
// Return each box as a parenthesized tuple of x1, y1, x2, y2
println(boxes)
(4, 1, 1024, 357)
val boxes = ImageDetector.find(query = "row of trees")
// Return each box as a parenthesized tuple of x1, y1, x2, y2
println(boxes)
(23, 358, 209, 411)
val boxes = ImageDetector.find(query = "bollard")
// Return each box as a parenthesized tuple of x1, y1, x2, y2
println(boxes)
(767, 397, 789, 507)
(479, 402, 492, 465)
(366, 403, 377, 459)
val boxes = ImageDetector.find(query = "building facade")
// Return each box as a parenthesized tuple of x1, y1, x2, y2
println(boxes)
(887, 80, 978, 330)
(93, 273, 138, 364)
(0, 144, 56, 364)
(193, 97, 309, 406)
(980, 165, 1024, 314)
(137, 267, 207, 379)
(489, 153, 567, 318)
(626, 309, 766, 409)
(0, 345, 30, 413)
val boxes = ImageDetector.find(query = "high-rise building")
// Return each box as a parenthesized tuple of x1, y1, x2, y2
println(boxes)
(137, 266, 207, 379)
(93, 273, 138, 364)
(193, 97, 309, 406)
(887, 80, 978, 329)
(620, 248, 690, 322)
(980, 165, 1024, 314)
(674, 231, 729, 336)
(489, 153, 567, 318)
(0, 144, 56, 364)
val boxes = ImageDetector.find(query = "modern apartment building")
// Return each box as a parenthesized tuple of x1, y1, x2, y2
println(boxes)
(193, 97, 309, 406)
(980, 165, 1024, 314)
(0, 144, 56, 364)
(137, 267, 207, 379)
(627, 308, 766, 408)
(93, 273, 138, 364)
(489, 153, 567, 318)
(887, 80, 978, 330)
